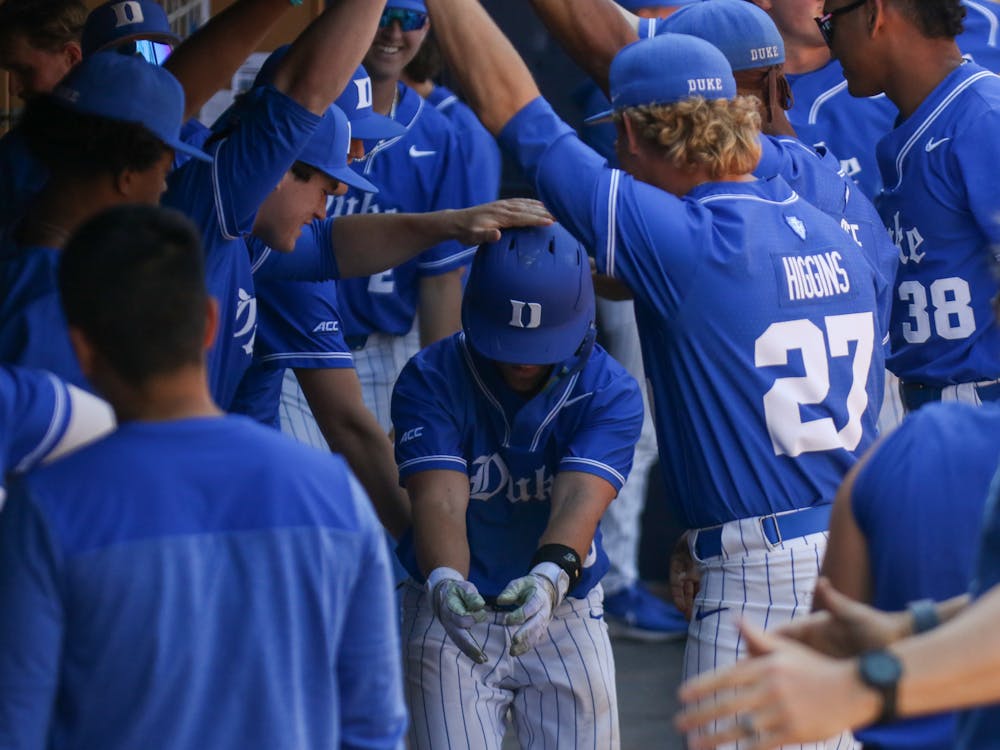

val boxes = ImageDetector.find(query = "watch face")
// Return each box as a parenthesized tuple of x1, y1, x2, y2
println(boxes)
(861, 650, 903, 686)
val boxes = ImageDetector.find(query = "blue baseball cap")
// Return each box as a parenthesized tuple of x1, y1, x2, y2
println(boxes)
(385, 0, 427, 13)
(81, 0, 180, 57)
(51, 52, 211, 162)
(584, 32, 736, 124)
(615, 0, 694, 11)
(335, 65, 407, 140)
(298, 105, 379, 194)
(657, 0, 784, 71)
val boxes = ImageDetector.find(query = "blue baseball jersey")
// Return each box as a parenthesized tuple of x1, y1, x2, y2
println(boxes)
(0, 415, 406, 750)
(427, 85, 502, 205)
(959, 458, 1000, 748)
(876, 62, 1000, 386)
(392, 334, 643, 599)
(960, 0, 1000, 72)
(851, 401, 1000, 750)
(230, 231, 352, 426)
(784, 60, 897, 200)
(0, 231, 87, 389)
(500, 97, 885, 529)
(757, 135, 898, 335)
(162, 85, 321, 411)
(0, 366, 75, 487)
(0, 126, 46, 230)
(333, 83, 475, 339)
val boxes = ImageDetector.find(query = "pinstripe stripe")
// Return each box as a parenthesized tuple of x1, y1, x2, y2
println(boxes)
(452, 648, 473, 749)
(789, 547, 800, 621)
(762, 553, 774, 633)
(579, 604, 616, 748)
(561, 617, 598, 750)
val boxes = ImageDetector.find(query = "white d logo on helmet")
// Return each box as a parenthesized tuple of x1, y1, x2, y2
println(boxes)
(509, 300, 542, 329)
(111, 1, 145, 27)
(353, 77, 373, 110)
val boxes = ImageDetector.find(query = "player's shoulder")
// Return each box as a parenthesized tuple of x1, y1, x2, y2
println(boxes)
(579, 344, 637, 391)
(395, 83, 460, 147)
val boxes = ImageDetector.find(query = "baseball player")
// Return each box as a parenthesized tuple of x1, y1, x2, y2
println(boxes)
(391, 223, 643, 750)
(0, 0, 298, 229)
(333, 0, 478, 433)
(820, 401, 1000, 750)
(0, 203, 406, 749)
(0, 365, 114, 503)
(820, 0, 1000, 413)
(0, 52, 211, 389)
(427, 3, 886, 746)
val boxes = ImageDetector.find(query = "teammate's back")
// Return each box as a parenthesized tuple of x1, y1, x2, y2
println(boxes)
(0, 415, 405, 750)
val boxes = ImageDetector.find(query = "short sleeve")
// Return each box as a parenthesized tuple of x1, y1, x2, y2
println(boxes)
(251, 219, 340, 283)
(391, 353, 467, 480)
(252, 279, 353, 370)
(0, 367, 70, 477)
(559, 363, 643, 492)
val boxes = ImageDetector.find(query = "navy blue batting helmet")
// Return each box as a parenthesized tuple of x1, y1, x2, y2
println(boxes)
(462, 224, 596, 366)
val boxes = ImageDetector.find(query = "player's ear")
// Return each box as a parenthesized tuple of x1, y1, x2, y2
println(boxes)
(62, 41, 83, 68)
(620, 114, 641, 156)
(67, 326, 96, 379)
(202, 297, 220, 352)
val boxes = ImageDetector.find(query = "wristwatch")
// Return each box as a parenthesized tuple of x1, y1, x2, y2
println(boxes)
(858, 649, 903, 724)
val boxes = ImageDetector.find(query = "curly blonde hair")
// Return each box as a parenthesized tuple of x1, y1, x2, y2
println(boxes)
(615, 95, 763, 179)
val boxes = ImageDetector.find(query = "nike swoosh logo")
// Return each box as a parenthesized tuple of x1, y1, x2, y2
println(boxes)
(589, 610, 604, 620)
(408, 146, 436, 158)
(694, 606, 729, 622)
(925, 137, 951, 152)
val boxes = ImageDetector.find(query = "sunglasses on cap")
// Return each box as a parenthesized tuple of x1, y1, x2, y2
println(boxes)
(115, 39, 174, 66)
(814, 0, 867, 47)
(378, 7, 428, 31)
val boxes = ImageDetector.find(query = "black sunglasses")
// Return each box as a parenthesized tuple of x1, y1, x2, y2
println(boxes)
(814, 0, 867, 47)
(378, 7, 428, 31)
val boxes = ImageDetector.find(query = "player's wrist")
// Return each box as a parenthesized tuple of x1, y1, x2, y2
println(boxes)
(529, 562, 569, 607)
(426, 566, 465, 595)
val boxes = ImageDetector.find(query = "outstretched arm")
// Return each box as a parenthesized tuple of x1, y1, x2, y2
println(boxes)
(164, 0, 295, 120)
(524, 0, 639, 95)
(269, 0, 386, 115)
(331, 198, 552, 278)
(424, 0, 541, 134)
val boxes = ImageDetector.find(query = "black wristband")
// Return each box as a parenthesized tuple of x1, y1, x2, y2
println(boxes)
(532, 544, 582, 589)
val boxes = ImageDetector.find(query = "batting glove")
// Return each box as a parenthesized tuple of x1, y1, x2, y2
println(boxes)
(427, 567, 489, 664)
(496, 562, 570, 657)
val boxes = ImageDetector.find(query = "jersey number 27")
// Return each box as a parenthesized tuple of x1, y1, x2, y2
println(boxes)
(755, 312, 875, 458)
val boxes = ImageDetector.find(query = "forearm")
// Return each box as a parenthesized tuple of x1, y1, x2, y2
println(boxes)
(409, 472, 473, 577)
(890, 587, 999, 718)
(425, 0, 540, 134)
(418, 270, 464, 347)
(296, 368, 410, 538)
(332, 211, 466, 278)
(271, 0, 384, 114)
(539, 472, 615, 559)
(164, 0, 292, 120)
(526, 0, 638, 95)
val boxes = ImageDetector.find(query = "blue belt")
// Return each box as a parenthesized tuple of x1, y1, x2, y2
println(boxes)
(694, 504, 832, 560)
(899, 379, 1000, 412)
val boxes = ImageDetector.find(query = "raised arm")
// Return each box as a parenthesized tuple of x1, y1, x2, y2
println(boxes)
(269, 0, 386, 115)
(163, 0, 296, 120)
(524, 0, 639, 95)
(424, 0, 541, 134)
(331, 198, 552, 278)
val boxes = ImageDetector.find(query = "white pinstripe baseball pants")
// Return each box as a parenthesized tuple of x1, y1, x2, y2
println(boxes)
(683, 517, 858, 750)
(400, 581, 620, 750)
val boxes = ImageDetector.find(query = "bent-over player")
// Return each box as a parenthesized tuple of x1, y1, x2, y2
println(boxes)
(391, 224, 643, 750)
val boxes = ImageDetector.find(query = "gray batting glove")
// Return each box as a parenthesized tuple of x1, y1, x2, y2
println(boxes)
(427, 567, 489, 664)
(496, 562, 569, 657)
